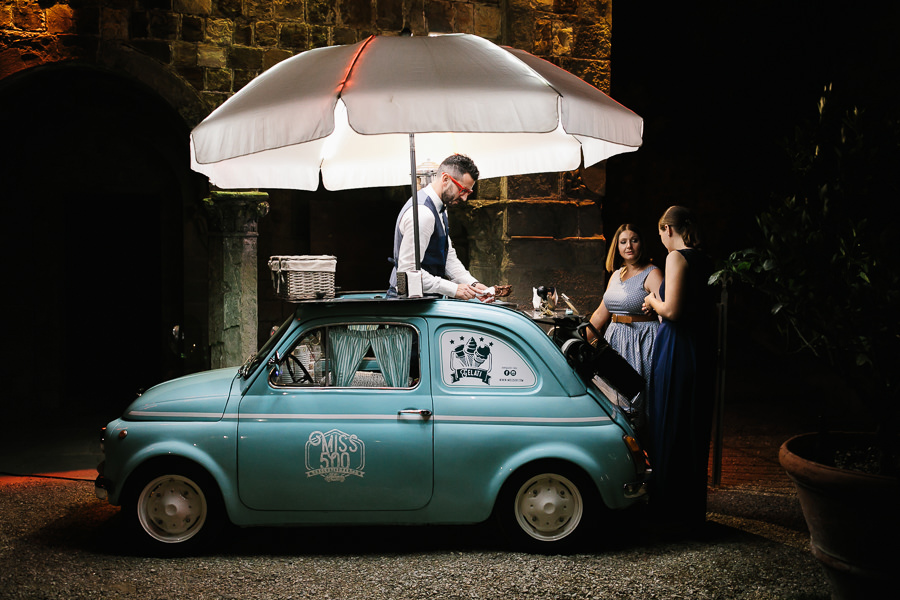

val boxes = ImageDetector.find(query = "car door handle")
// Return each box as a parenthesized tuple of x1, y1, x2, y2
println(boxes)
(398, 409, 432, 419)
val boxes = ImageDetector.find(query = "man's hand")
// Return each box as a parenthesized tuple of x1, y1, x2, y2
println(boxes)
(471, 282, 495, 303)
(454, 283, 479, 300)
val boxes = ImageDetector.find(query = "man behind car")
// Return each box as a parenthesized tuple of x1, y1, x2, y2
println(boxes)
(388, 154, 491, 299)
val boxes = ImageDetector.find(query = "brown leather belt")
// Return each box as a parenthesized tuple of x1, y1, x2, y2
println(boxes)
(611, 314, 655, 324)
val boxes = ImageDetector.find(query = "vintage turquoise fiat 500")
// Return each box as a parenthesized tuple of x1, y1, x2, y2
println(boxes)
(95, 295, 649, 553)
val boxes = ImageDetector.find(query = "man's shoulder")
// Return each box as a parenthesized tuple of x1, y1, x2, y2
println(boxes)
(399, 200, 437, 225)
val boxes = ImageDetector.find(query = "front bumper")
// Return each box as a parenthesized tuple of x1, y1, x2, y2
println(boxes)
(94, 460, 113, 500)
(624, 479, 649, 499)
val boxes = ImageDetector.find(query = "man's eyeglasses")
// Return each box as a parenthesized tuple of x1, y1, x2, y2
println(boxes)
(445, 172, 474, 196)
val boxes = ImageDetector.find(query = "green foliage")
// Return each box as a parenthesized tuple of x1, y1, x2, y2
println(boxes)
(712, 86, 900, 412)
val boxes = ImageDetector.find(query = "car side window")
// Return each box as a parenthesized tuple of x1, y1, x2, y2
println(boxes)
(271, 323, 419, 389)
(438, 328, 536, 387)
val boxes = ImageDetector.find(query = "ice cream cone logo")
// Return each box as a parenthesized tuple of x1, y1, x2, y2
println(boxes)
(441, 330, 536, 388)
(454, 343, 467, 364)
(449, 335, 493, 383)
(473, 344, 490, 368)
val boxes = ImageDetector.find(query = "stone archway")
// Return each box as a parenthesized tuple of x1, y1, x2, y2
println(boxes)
(0, 62, 207, 418)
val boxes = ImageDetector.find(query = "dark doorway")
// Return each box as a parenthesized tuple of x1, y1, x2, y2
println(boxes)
(0, 64, 205, 420)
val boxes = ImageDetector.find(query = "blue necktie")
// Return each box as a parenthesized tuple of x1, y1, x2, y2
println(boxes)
(441, 207, 449, 236)
(440, 206, 450, 254)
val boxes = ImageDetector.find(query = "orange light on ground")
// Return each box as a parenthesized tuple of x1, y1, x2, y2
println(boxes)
(0, 469, 97, 486)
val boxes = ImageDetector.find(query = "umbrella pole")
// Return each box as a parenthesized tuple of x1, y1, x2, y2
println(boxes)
(409, 133, 421, 271)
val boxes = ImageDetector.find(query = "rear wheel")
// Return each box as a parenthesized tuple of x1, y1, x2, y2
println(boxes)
(496, 463, 596, 551)
(124, 462, 223, 553)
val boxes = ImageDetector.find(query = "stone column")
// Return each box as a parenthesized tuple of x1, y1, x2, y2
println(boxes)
(205, 191, 270, 369)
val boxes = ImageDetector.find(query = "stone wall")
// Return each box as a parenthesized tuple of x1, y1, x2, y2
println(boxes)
(2, 0, 615, 351)
(2, 0, 511, 119)
(1, 0, 611, 127)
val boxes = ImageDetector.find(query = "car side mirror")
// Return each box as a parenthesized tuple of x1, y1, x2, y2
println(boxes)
(268, 352, 283, 378)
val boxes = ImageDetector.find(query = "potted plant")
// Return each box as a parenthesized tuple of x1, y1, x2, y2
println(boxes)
(711, 85, 899, 598)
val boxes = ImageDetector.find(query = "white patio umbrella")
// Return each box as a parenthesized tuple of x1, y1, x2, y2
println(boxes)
(189, 33, 643, 267)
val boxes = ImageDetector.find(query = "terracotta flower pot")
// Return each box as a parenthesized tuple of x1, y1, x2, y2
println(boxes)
(779, 432, 899, 599)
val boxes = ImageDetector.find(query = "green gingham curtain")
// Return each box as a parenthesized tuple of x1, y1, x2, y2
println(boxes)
(328, 325, 413, 387)
(369, 326, 413, 387)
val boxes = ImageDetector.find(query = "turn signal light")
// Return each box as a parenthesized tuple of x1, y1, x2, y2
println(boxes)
(623, 435, 651, 475)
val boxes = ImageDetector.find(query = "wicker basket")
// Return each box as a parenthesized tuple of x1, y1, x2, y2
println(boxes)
(268, 255, 336, 301)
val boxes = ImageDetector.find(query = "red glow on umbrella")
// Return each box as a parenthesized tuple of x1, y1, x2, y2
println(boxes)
(336, 35, 375, 95)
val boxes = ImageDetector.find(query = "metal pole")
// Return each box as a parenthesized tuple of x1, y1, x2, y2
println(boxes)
(711, 282, 728, 486)
(408, 133, 421, 271)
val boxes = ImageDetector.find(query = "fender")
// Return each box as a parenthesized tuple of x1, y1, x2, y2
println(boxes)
(105, 425, 238, 507)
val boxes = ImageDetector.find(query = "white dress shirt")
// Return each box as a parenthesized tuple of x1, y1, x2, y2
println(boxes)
(395, 185, 477, 297)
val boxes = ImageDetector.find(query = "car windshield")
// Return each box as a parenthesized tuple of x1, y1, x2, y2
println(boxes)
(239, 313, 295, 379)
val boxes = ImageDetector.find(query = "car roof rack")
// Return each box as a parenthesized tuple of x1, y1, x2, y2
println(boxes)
(284, 291, 443, 304)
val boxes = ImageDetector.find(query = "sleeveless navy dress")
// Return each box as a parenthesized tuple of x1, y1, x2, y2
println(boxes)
(648, 248, 716, 527)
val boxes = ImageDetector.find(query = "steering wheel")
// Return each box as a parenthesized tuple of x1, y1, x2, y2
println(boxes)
(285, 353, 314, 384)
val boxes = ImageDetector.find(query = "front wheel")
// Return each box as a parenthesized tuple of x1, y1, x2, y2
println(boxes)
(124, 463, 222, 553)
(496, 464, 596, 552)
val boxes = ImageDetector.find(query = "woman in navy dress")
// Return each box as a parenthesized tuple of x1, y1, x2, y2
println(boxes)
(642, 206, 716, 530)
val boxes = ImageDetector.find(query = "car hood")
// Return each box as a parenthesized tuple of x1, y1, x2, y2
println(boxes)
(122, 368, 238, 421)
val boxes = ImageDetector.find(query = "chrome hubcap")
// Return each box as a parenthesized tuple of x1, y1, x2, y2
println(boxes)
(515, 474, 583, 541)
(138, 475, 207, 543)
